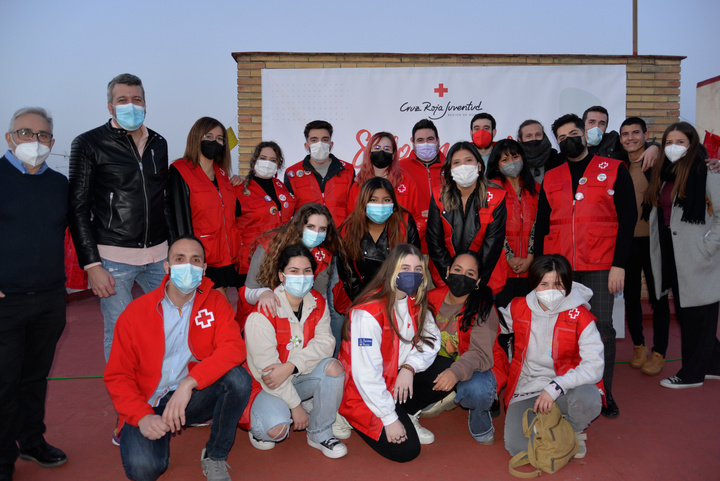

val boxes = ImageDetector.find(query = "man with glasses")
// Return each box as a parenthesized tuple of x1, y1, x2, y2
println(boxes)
(1, 107, 68, 479)
(69, 73, 169, 367)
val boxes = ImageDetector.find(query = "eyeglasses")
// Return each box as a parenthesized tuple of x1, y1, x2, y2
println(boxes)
(11, 128, 53, 143)
(203, 133, 225, 145)
(373, 145, 393, 152)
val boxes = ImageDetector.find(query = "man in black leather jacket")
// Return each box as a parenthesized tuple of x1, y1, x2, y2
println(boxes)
(69, 73, 169, 362)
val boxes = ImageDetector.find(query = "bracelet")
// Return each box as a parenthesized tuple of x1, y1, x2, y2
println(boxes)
(400, 364, 415, 376)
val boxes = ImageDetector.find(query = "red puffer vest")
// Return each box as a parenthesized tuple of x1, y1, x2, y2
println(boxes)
(172, 159, 236, 267)
(233, 178, 294, 274)
(503, 297, 606, 409)
(338, 297, 420, 440)
(239, 291, 326, 429)
(285, 159, 354, 227)
(542, 156, 620, 271)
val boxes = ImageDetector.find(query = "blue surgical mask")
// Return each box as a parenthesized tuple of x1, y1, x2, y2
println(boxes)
(114, 103, 145, 131)
(170, 263, 204, 294)
(586, 127, 603, 147)
(366, 202, 394, 224)
(283, 274, 314, 298)
(302, 228, 326, 249)
(396, 271, 423, 296)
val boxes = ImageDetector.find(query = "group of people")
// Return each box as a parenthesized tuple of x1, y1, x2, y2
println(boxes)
(2, 72, 720, 481)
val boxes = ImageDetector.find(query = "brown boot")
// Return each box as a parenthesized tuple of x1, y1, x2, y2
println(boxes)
(641, 351, 665, 376)
(630, 345, 648, 369)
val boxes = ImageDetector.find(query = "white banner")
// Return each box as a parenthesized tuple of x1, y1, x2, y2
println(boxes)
(261, 64, 626, 173)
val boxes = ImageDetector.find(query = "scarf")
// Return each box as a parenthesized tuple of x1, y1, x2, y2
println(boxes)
(521, 135, 552, 176)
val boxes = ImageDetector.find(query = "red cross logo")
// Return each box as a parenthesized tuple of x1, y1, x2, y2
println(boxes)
(195, 309, 215, 329)
(434, 83, 448, 97)
(398, 184, 406, 193)
(599, 162, 608, 169)
(568, 308, 580, 319)
(487, 192, 494, 202)
(314, 250, 325, 262)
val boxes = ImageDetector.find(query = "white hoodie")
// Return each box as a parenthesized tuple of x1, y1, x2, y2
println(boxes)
(499, 282, 604, 403)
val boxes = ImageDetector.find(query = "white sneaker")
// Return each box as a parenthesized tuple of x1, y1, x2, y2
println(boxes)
(410, 411, 435, 444)
(421, 391, 457, 418)
(307, 436, 348, 459)
(332, 413, 352, 440)
(574, 431, 587, 459)
(248, 431, 275, 451)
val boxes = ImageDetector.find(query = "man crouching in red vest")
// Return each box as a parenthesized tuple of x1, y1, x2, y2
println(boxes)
(535, 113, 636, 420)
(104, 235, 252, 481)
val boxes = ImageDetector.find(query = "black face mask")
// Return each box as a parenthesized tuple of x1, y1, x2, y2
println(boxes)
(446, 273, 478, 297)
(370, 150, 393, 169)
(559, 136, 585, 159)
(201, 140, 223, 160)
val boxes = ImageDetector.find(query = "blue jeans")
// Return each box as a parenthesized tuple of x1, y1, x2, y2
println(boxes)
(101, 258, 166, 361)
(120, 366, 251, 481)
(250, 358, 343, 444)
(454, 370, 497, 443)
(326, 259, 344, 358)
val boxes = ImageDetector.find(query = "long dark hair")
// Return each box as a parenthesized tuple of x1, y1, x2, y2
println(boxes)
(440, 141, 493, 210)
(341, 244, 435, 351)
(445, 251, 494, 332)
(340, 177, 409, 261)
(644, 122, 706, 206)
(486, 139, 537, 196)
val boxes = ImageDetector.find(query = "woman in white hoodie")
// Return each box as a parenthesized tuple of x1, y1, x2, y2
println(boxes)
(499, 254, 604, 459)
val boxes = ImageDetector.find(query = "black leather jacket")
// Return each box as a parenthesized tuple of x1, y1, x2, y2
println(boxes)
(339, 215, 420, 300)
(426, 189, 506, 286)
(68, 120, 169, 267)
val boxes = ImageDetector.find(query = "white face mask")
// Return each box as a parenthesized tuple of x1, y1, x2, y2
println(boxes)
(13, 140, 51, 168)
(254, 159, 278, 178)
(451, 164, 480, 188)
(664, 144, 688, 163)
(536, 288, 566, 311)
(309, 141, 331, 162)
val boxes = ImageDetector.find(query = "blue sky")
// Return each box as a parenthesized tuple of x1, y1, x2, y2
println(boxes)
(2, 0, 718, 173)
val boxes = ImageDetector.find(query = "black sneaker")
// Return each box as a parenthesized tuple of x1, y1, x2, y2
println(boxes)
(601, 392, 619, 418)
(660, 375, 703, 389)
(490, 399, 501, 418)
(307, 436, 348, 459)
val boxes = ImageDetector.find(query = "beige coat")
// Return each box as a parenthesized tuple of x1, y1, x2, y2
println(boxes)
(244, 286, 335, 408)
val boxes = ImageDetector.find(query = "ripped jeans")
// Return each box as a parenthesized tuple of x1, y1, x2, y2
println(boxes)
(250, 358, 343, 443)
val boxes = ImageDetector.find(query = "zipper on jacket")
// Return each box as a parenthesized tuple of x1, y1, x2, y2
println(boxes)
(107, 192, 115, 229)
(572, 200, 577, 268)
(151, 149, 157, 175)
(128, 137, 150, 247)
(219, 188, 233, 261)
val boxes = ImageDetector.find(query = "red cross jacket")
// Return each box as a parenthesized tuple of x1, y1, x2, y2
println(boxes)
(104, 275, 246, 430)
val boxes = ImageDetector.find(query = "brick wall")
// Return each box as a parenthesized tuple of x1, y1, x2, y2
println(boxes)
(232, 52, 684, 174)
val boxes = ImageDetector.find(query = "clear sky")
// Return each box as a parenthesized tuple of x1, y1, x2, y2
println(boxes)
(2, 0, 718, 174)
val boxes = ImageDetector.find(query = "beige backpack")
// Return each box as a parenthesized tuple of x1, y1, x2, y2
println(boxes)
(509, 403, 578, 478)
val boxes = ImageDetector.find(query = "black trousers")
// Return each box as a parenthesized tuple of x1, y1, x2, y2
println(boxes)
(573, 270, 616, 393)
(355, 356, 453, 463)
(0, 288, 66, 466)
(624, 236, 671, 355)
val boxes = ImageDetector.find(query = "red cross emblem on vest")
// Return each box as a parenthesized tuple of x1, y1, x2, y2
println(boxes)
(398, 184, 406, 193)
(568, 308, 580, 319)
(195, 309, 215, 329)
(487, 192, 494, 202)
(599, 162, 608, 169)
(314, 250, 325, 263)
